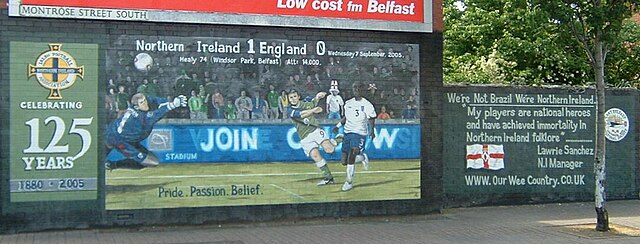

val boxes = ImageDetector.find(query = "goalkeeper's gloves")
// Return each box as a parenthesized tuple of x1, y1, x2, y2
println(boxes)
(169, 95, 187, 110)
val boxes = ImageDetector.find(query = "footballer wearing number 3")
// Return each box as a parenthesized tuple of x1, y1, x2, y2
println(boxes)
(333, 82, 376, 191)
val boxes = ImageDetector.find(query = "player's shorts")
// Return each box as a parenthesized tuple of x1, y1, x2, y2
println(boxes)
(106, 133, 148, 163)
(341, 133, 366, 153)
(300, 128, 329, 156)
(113, 142, 148, 163)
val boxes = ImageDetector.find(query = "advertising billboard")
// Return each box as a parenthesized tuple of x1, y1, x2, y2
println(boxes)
(8, 0, 433, 32)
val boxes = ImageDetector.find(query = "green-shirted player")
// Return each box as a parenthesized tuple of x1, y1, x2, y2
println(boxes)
(287, 89, 342, 185)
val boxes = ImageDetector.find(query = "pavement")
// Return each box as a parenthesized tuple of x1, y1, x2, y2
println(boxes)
(1, 199, 639, 244)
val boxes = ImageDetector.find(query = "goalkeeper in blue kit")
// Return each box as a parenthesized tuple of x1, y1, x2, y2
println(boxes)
(105, 93, 187, 170)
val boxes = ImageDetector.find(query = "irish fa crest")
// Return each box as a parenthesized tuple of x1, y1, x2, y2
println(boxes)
(28, 44, 84, 99)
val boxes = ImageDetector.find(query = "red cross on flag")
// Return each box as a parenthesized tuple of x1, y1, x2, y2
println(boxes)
(466, 144, 505, 170)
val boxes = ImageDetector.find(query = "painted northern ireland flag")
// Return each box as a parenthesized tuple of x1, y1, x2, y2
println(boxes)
(466, 144, 505, 170)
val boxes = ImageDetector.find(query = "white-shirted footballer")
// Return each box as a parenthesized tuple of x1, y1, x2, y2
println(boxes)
(343, 97, 377, 135)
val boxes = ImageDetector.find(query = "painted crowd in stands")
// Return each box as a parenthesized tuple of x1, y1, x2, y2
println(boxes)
(105, 45, 419, 123)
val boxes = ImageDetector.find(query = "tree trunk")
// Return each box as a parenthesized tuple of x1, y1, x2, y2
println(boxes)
(593, 38, 609, 232)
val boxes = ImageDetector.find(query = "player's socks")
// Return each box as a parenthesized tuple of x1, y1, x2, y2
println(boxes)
(320, 165, 333, 179)
(342, 164, 355, 191)
(316, 159, 334, 185)
(346, 164, 355, 183)
(355, 153, 369, 170)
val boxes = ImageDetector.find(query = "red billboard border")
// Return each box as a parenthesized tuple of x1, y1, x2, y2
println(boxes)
(8, 0, 434, 33)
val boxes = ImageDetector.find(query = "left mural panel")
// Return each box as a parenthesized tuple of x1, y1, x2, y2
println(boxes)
(9, 42, 99, 202)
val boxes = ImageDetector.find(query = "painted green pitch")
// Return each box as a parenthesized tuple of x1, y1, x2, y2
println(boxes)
(106, 159, 420, 210)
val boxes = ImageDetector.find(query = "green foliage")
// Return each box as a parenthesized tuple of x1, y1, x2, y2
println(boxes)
(444, 0, 639, 86)
(540, 0, 638, 87)
(446, 50, 518, 84)
(608, 20, 640, 87)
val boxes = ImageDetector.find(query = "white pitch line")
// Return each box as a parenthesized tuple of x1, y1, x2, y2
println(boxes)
(107, 169, 418, 180)
(270, 184, 305, 200)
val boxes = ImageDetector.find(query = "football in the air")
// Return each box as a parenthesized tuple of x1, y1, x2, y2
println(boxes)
(134, 52, 153, 72)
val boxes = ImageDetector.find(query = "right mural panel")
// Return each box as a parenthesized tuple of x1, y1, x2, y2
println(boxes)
(443, 88, 637, 205)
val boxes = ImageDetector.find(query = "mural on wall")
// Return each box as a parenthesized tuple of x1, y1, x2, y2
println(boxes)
(443, 91, 637, 199)
(104, 35, 421, 210)
(8, 42, 99, 204)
